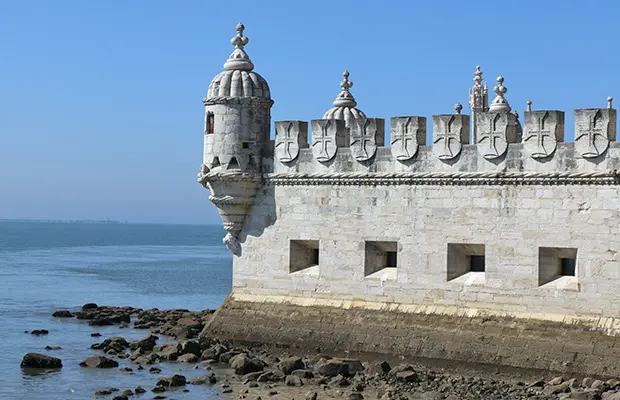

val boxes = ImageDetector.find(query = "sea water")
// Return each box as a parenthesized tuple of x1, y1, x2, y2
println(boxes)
(0, 221, 233, 399)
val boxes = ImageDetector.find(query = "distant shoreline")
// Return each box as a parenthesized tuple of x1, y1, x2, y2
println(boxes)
(0, 219, 219, 226)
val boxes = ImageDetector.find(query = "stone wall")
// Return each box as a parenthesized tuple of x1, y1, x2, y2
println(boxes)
(204, 295, 620, 377)
(236, 142, 620, 320)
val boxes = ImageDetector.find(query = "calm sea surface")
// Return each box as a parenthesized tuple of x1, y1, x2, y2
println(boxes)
(0, 221, 233, 399)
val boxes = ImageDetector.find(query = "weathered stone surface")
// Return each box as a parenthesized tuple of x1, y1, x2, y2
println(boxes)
(475, 112, 518, 159)
(311, 119, 347, 162)
(432, 114, 469, 160)
(390, 116, 426, 160)
(80, 355, 118, 368)
(523, 110, 564, 158)
(350, 118, 384, 162)
(275, 121, 308, 163)
(574, 108, 616, 158)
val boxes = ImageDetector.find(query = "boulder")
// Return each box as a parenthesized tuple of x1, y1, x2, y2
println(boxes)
(229, 353, 265, 375)
(21, 353, 62, 369)
(82, 303, 98, 310)
(52, 310, 73, 318)
(219, 350, 240, 364)
(134, 386, 146, 394)
(366, 361, 391, 375)
(329, 374, 350, 387)
(347, 393, 364, 400)
(190, 373, 217, 385)
(292, 369, 315, 379)
(278, 356, 305, 375)
(177, 340, 201, 357)
(80, 355, 119, 368)
(45, 346, 62, 351)
(153, 343, 179, 361)
(157, 374, 187, 387)
(30, 329, 49, 335)
(315, 358, 350, 377)
(130, 334, 158, 353)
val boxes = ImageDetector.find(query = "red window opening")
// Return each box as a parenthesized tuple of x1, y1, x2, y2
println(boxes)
(207, 113, 215, 134)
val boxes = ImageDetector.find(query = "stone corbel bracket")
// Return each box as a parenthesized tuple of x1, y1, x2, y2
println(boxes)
(197, 164, 262, 256)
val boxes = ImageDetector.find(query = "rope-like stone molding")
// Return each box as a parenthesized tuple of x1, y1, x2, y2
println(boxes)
(265, 170, 620, 186)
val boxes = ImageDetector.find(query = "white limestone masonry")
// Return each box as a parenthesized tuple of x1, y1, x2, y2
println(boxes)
(199, 24, 620, 325)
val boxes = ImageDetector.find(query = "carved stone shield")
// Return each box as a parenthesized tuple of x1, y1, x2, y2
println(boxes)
(311, 119, 345, 162)
(350, 118, 385, 161)
(574, 109, 615, 158)
(476, 112, 516, 159)
(432, 114, 470, 160)
(274, 121, 308, 163)
(523, 111, 564, 159)
(390, 116, 426, 161)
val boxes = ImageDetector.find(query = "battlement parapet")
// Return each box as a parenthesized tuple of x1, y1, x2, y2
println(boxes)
(272, 106, 620, 181)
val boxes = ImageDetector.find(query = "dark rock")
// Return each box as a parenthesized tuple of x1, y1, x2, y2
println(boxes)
(230, 353, 265, 375)
(153, 343, 179, 361)
(21, 353, 62, 369)
(219, 350, 240, 364)
(366, 360, 391, 375)
(339, 359, 364, 375)
(315, 358, 349, 377)
(91, 332, 101, 337)
(120, 389, 133, 397)
(190, 373, 217, 385)
(242, 371, 264, 383)
(278, 356, 305, 375)
(111, 396, 128, 400)
(291, 369, 314, 379)
(200, 344, 228, 361)
(82, 303, 98, 310)
(157, 374, 187, 387)
(151, 385, 166, 393)
(79, 355, 119, 368)
(257, 370, 285, 382)
(52, 310, 73, 318)
(119, 367, 133, 373)
(177, 340, 201, 357)
(94, 388, 118, 396)
(347, 393, 364, 400)
(88, 318, 114, 326)
(30, 329, 49, 335)
(45, 346, 61, 351)
(285, 375, 303, 387)
(130, 334, 158, 353)
(149, 367, 162, 374)
(153, 396, 167, 400)
(134, 386, 146, 394)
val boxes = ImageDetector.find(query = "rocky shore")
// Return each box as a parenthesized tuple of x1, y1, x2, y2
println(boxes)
(21, 303, 620, 400)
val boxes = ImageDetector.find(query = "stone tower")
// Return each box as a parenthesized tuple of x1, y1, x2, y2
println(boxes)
(198, 23, 274, 255)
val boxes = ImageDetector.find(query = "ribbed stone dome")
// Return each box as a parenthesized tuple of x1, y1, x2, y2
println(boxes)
(208, 70, 270, 99)
(322, 70, 366, 127)
(206, 23, 271, 100)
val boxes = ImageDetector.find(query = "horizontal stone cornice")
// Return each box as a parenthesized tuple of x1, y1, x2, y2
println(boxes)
(202, 96, 274, 107)
(265, 170, 620, 186)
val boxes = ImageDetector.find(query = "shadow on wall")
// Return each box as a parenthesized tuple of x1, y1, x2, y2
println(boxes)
(237, 184, 277, 256)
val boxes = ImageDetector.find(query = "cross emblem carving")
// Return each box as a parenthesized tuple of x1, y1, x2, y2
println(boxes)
(275, 122, 298, 162)
(313, 121, 334, 161)
(575, 110, 607, 157)
(391, 118, 417, 160)
(350, 119, 376, 161)
(433, 116, 462, 159)
(478, 114, 508, 159)
(523, 112, 555, 158)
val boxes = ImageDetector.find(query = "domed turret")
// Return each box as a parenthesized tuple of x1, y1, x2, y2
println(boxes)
(198, 23, 274, 256)
(323, 70, 366, 128)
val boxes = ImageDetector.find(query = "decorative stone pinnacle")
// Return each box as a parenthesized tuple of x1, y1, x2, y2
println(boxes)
(332, 70, 357, 108)
(341, 70, 353, 91)
(455, 102, 463, 114)
(608, 96, 613, 109)
(488, 74, 511, 113)
(224, 22, 254, 71)
(526, 100, 532, 112)
(473, 65, 483, 85)
(231, 23, 249, 49)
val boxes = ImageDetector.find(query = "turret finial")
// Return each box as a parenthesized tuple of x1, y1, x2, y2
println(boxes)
(608, 96, 613, 109)
(224, 22, 254, 71)
(455, 102, 463, 114)
(488, 74, 511, 113)
(332, 70, 357, 108)
(526, 100, 532, 112)
(473, 66, 483, 85)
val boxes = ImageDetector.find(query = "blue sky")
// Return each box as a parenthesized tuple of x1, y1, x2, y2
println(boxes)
(1, 0, 618, 224)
